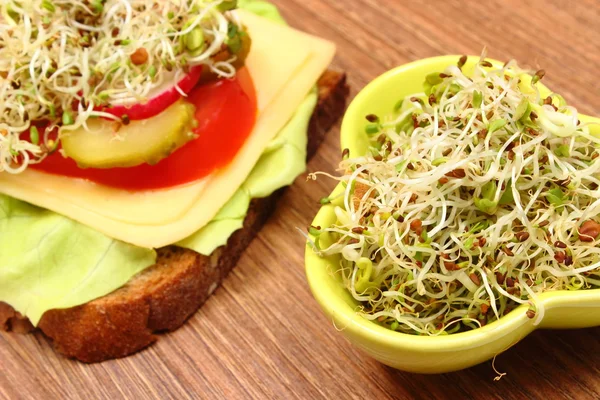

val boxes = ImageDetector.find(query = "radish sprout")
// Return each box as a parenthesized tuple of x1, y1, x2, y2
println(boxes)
(311, 55, 600, 335)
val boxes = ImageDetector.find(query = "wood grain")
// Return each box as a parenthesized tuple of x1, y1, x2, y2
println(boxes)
(2, 0, 600, 398)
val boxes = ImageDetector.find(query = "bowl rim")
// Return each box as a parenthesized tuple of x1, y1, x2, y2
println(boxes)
(305, 55, 600, 352)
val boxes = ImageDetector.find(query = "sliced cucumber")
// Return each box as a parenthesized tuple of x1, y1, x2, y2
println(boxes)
(61, 100, 196, 169)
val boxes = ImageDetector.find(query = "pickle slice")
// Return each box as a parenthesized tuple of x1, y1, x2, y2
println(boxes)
(61, 100, 197, 169)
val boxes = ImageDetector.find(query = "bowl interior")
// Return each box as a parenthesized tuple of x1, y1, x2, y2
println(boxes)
(305, 55, 600, 372)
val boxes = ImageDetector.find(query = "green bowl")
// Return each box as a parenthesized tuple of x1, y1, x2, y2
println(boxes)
(304, 55, 600, 374)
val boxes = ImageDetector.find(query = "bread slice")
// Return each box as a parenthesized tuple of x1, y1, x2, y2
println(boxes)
(0, 70, 349, 363)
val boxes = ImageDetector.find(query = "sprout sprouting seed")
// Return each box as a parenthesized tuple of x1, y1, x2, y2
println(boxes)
(0, 0, 240, 173)
(310, 54, 600, 336)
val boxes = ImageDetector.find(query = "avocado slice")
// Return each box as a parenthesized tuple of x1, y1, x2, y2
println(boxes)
(61, 100, 197, 169)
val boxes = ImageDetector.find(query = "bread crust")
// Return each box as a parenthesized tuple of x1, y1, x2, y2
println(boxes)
(0, 71, 349, 362)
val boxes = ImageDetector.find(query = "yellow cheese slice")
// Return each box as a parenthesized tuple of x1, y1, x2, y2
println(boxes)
(0, 10, 335, 248)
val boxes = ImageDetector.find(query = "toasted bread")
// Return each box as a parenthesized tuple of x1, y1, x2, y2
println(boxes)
(0, 70, 349, 362)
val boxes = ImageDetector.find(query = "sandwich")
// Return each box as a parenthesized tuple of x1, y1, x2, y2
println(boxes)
(0, 0, 348, 362)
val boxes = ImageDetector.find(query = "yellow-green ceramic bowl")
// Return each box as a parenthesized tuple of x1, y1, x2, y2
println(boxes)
(305, 55, 600, 374)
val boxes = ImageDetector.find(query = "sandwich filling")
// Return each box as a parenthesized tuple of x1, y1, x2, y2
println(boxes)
(0, 1, 335, 324)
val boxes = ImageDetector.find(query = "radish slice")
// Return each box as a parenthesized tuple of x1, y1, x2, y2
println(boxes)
(100, 65, 203, 121)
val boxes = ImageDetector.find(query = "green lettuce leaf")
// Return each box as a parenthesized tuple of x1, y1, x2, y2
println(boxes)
(0, 195, 156, 325)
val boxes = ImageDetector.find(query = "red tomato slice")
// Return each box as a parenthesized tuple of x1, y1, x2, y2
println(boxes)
(31, 67, 257, 190)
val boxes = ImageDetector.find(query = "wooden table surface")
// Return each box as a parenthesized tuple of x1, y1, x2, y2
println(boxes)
(2, 1, 600, 399)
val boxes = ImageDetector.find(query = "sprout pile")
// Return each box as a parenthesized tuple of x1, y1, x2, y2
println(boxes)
(0, 0, 243, 173)
(310, 55, 600, 335)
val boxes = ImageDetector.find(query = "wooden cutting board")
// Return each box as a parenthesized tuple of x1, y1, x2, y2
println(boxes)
(1, 1, 599, 398)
